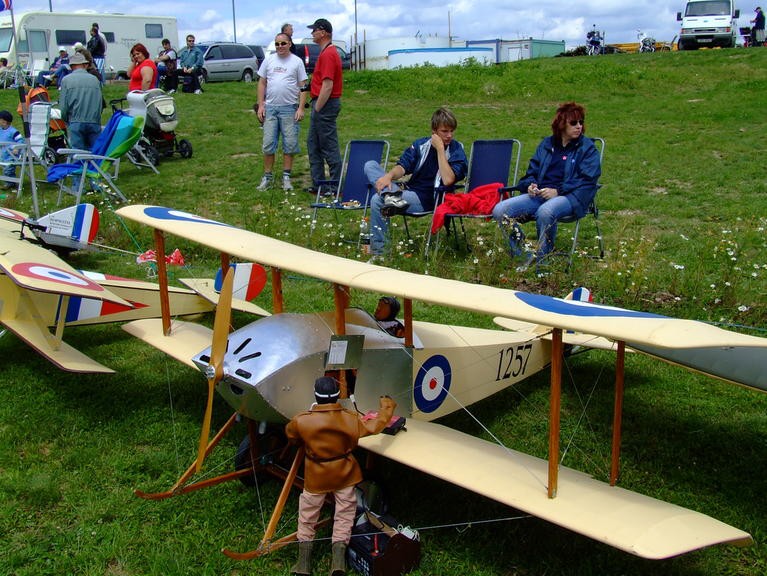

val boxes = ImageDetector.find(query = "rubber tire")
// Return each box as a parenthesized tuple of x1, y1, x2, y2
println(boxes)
(42, 147, 57, 167)
(242, 69, 254, 83)
(143, 143, 160, 167)
(178, 139, 193, 159)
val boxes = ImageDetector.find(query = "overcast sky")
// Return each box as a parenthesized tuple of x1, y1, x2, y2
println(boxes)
(14, 1, 759, 49)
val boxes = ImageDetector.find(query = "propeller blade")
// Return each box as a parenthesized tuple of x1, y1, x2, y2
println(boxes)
(195, 267, 234, 472)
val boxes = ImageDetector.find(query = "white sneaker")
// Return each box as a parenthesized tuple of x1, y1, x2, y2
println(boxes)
(194, 89, 202, 94)
(282, 175, 293, 191)
(257, 175, 272, 191)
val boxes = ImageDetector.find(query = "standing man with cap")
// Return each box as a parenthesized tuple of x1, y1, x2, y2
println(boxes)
(286, 376, 396, 576)
(305, 18, 343, 194)
(751, 7, 765, 46)
(58, 51, 102, 151)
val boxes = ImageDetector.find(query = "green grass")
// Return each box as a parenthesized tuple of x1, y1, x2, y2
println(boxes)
(1, 49, 766, 575)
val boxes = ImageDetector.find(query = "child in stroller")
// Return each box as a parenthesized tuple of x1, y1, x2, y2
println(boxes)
(119, 89, 192, 167)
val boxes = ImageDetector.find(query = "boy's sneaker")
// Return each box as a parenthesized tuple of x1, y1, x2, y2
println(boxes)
(282, 175, 293, 191)
(257, 175, 273, 191)
(381, 192, 409, 217)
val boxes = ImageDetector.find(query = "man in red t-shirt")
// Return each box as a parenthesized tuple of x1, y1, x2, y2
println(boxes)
(306, 18, 343, 193)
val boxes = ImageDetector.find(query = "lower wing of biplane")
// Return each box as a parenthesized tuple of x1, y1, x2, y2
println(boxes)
(114, 205, 767, 559)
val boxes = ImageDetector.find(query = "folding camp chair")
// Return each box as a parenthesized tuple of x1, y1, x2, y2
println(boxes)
(504, 136, 605, 272)
(432, 138, 522, 253)
(120, 91, 160, 174)
(557, 136, 605, 270)
(0, 102, 59, 203)
(47, 110, 144, 206)
(309, 140, 389, 249)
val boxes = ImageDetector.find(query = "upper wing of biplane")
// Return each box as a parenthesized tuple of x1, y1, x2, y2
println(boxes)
(116, 205, 767, 392)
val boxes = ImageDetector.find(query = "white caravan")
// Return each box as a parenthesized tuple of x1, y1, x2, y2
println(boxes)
(0, 11, 178, 79)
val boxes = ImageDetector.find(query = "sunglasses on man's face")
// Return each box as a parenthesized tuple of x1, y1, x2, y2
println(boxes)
(275, 42, 290, 46)
(568, 119, 584, 126)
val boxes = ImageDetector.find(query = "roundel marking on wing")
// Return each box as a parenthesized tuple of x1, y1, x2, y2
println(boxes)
(514, 292, 665, 319)
(144, 207, 232, 227)
(0, 207, 26, 221)
(12, 263, 104, 291)
(414, 354, 452, 413)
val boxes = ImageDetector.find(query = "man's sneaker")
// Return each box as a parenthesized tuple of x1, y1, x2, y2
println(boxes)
(282, 175, 293, 191)
(42, 74, 53, 81)
(194, 89, 202, 94)
(257, 175, 273, 191)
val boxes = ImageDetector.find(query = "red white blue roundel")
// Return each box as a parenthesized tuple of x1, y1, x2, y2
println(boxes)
(414, 354, 452, 413)
(11, 263, 104, 292)
(144, 207, 231, 228)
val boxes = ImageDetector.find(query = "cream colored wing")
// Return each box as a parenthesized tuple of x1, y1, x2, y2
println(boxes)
(360, 419, 752, 559)
(115, 206, 767, 390)
(122, 318, 213, 369)
(0, 230, 130, 306)
(178, 277, 271, 317)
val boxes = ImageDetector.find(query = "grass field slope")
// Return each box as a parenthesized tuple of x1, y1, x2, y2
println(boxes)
(1, 48, 766, 575)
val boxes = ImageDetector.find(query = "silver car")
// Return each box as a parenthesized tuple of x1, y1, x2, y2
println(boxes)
(196, 42, 258, 83)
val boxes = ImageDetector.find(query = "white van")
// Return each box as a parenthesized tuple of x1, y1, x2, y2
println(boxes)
(0, 11, 178, 80)
(676, 0, 741, 49)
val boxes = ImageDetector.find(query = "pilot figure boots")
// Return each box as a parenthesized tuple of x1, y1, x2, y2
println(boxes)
(330, 541, 347, 576)
(291, 541, 313, 575)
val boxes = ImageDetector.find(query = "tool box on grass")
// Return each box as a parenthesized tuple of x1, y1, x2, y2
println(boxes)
(347, 510, 420, 576)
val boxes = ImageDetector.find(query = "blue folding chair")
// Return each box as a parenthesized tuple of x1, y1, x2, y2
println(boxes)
(504, 136, 605, 271)
(434, 138, 522, 253)
(309, 140, 389, 249)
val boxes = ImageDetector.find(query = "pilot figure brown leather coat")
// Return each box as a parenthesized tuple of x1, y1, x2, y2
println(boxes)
(285, 396, 396, 494)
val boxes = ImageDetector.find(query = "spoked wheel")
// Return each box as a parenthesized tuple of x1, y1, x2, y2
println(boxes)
(42, 147, 58, 167)
(141, 142, 161, 167)
(234, 425, 294, 487)
(178, 139, 193, 159)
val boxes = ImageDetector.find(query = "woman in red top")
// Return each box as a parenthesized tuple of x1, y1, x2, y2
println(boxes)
(127, 43, 157, 91)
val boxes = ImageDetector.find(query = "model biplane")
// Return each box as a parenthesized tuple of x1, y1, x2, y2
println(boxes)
(0, 205, 268, 373)
(115, 204, 767, 561)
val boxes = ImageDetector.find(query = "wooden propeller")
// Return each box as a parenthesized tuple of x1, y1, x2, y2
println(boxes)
(195, 267, 234, 472)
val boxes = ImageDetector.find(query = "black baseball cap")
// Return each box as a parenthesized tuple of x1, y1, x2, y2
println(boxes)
(308, 18, 332, 33)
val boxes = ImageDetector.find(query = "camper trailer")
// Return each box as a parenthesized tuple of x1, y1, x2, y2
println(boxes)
(0, 12, 178, 80)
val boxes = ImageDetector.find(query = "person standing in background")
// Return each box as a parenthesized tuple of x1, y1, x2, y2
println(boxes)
(87, 24, 107, 83)
(256, 32, 307, 192)
(58, 52, 103, 151)
(305, 18, 342, 194)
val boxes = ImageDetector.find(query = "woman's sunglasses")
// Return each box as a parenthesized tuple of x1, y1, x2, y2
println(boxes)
(568, 119, 584, 126)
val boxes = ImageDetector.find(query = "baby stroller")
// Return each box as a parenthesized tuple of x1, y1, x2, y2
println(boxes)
(121, 89, 193, 168)
(16, 85, 69, 164)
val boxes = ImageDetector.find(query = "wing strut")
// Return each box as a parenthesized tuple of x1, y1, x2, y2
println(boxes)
(153, 229, 172, 336)
(271, 267, 284, 313)
(610, 340, 626, 485)
(403, 298, 413, 348)
(548, 327, 563, 498)
(333, 283, 350, 398)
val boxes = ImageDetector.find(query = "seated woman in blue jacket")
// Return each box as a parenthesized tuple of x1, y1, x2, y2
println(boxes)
(492, 102, 601, 270)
